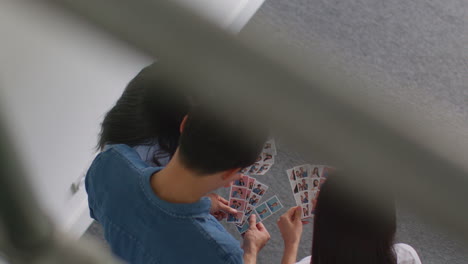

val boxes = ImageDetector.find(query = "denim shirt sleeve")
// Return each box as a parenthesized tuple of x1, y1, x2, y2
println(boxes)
(86, 144, 244, 264)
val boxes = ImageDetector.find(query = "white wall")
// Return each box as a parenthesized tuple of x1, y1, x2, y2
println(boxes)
(0, 0, 152, 236)
(0, 0, 264, 238)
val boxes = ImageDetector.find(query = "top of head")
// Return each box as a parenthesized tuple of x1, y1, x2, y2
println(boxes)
(178, 104, 268, 175)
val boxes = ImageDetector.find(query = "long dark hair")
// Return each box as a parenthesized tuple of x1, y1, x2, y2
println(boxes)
(98, 63, 192, 161)
(311, 174, 397, 264)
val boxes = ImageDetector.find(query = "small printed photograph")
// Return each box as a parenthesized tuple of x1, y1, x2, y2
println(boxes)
(230, 186, 248, 199)
(236, 217, 248, 228)
(296, 178, 311, 192)
(233, 174, 249, 187)
(310, 165, 322, 178)
(244, 205, 255, 218)
(263, 139, 277, 155)
(245, 190, 252, 201)
(247, 177, 256, 190)
(293, 193, 303, 206)
(236, 212, 261, 234)
(294, 165, 310, 179)
(229, 198, 246, 211)
(266, 196, 284, 214)
(236, 221, 250, 234)
(298, 191, 310, 204)
(262, 153, 275, 164)
(311, 178, 320, 191)
(251, 182, 268, 196)
(248, 163, 261, 174)
(227, 211, 244, 223)
(255, 203, 272, 220)
(287, 168, 298, 182)
(248, 193, 261, 206)
(255, 153, 264, 163)
(291, 182, 300, 194)
(240, 167, 250, 174)
(301, 204, 311, 218)
(255, 163, 271, 175)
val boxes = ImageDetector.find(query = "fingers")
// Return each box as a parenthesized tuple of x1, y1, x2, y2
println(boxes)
(286, 206, 297, 217)
(218, 196, 229, 206)
(256, 221, 267, 232)
(248, 214, 257, 229)
(293, 206, 302, 222)
(279, 207, 297, 222)
(220, 203, 238, 215)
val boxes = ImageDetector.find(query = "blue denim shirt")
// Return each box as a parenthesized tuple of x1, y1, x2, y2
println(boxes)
(86, 144, 243, 264)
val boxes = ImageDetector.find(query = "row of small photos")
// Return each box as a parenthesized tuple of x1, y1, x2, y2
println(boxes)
(227, 174, 284, 234)
(240, 139, 277, 176)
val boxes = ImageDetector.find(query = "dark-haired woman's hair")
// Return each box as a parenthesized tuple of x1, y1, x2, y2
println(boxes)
(312, 174, 397, 264)
(98, 63, 192, 164)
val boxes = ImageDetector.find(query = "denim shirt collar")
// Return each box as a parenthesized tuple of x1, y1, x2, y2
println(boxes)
(140, 167, 212, 217)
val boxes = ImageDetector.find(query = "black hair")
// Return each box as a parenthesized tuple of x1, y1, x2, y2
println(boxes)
(311, 173, 397, 264)
(97, 63, 191, 165)
(178, 105, 267, 175)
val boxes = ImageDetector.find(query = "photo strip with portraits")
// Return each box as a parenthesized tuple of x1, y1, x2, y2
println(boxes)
(286, 164, 333, 219)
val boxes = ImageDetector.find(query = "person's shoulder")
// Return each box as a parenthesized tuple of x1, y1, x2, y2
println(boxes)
(95, 144, 150, 172)
(394, 243, 422, 264)
(86, 144, 155, 196)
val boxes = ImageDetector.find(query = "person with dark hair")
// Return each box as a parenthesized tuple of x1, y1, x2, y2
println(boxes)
(301, 179, 308, 190)
(312, 167, 320, 178)
(290, 170, 297, 181)
(97, 63, 192, 166)
(231, 200, 241, 209)
(277, 174, 422, 264)
(312, 179, 319, 190)
(236, 177, 246, 186)
(253, 184, 262, 194)
(86, 103, 270, 264)
(302, 192, 309, 204)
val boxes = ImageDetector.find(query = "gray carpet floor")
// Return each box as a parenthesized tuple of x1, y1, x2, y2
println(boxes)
(84, 0, 468, 263)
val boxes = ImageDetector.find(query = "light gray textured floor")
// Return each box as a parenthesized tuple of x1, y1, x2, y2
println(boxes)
(84, 0, 467, 263)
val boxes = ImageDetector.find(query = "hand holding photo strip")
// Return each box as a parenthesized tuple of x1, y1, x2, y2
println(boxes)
(236, 196, 284, 234)
(227, 181, 250, 223)
(286, 165, 334, 219)
(227, 211, 245, 223)
(236, 212, 261, 234)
